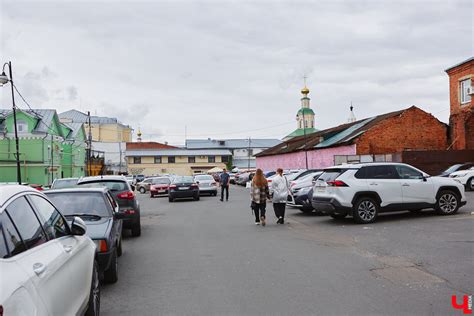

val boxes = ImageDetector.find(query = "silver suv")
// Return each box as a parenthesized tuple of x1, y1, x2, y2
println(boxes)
(311, 163, 467, 224)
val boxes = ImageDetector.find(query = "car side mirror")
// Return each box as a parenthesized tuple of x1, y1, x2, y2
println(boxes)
(114, 212, 125, 220)
(196, 181, 200, 184)
(131, 185, 136, 191)
(422, 175, 428, 182)
(71, 217, 87, 236)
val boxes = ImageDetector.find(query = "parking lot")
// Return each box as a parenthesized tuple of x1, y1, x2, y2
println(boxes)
(101, 186, 473, 315)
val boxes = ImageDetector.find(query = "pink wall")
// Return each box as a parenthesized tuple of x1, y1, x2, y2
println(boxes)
(256, 145, 356, 170)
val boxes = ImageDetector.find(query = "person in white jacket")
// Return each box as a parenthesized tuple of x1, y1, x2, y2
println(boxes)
(271, 168, 289, 224)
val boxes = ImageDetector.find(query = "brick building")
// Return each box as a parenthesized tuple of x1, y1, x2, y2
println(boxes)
(445, 57, 474, 150)
(255, 106, 448, 171)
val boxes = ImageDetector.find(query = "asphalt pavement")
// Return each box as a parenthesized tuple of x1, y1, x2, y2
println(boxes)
(101, 186, 474, 316)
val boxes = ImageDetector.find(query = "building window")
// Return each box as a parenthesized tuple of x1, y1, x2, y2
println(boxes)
(154, 156, 162, 164)
(133, 157, 141, 164)
(188, 156, 195, 163)
(221, 155, 229, 163)
(168, 156, 175, 163)
(16, 120, 28, 133)
(460, 79, 472, 105)
(208, 156, 215, 163)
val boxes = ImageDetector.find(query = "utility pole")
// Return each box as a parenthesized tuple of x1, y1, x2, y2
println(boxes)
(247, 137, 251, 171)
(87, 111, 92, 176)
(50, 134, 54, 184)
(119, 141, 122, 174)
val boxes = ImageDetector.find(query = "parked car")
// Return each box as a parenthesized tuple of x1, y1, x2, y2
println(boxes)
(150, 177, 172, 197)
(236, 172, 254, 185)
(287, 172, 322, 213)
(194, 174, 218, 196)
(77, 175, 142, 237)
(29, 183, 44, 191)
(311, 163, 467, 224)
(136, 177, 158, 194)
(439, 162, 474, 177)
(169, 176, 200, 202)
(0, 185, 99, 315)
(45, 187, 124, 283)
(449, 167, 474, 191)
(289, 171, 322, 188)
(135, 174, 145, 184)
(51, 177, 79, 189)
(229, 172, 237, 184)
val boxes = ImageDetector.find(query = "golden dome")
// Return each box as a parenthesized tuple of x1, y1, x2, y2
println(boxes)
(301, 86, 310, 95)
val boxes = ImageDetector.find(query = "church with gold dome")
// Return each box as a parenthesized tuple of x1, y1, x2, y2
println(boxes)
(283, 85, 318, 141)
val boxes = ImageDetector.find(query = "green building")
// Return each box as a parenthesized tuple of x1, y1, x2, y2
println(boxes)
(0, 109, 86, 186)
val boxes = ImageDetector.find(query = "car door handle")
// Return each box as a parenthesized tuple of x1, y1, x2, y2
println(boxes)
(402, 183, 410, 186)
(369, 183, 378, 186)
(63, 245, 73, 253)
(33, 262, 46, 275)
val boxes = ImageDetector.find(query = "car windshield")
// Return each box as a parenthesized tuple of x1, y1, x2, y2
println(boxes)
(173, 176, 194, 183)
(195, 175, 213, 181)
(152, 178, 171, 184)
(52, 178, 78, 189)
(78, 180, 128, 191)
(443, 164, 462, 173)
(46, 192, 111, 217)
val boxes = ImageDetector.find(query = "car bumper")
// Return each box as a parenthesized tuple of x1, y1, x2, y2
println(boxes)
(199, 187, 217, 193)
(312, 197, 352, 215)
(96, 248, 114, 273)
(151, 189, 169, 196)
(119, 208, 140, 228)
(169, 190, 199, 199)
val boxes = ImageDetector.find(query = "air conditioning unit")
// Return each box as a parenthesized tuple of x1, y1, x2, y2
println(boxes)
(467, 86, 474, 95)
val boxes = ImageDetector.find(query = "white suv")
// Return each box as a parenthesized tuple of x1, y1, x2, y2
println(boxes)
(312, 163, 467, 224)
(449, 167, 474, 191)
(0, 185, 99, 315)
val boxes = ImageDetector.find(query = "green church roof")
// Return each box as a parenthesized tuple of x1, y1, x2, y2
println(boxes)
(285, 127, 318, 139)
(297, 108, 315, 115)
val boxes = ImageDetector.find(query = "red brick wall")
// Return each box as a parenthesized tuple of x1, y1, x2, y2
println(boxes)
(355, 106, 448, 155)
(446, 59, 473, 149)
(126, 142, 176, 150)
(466, 113, 474, 150)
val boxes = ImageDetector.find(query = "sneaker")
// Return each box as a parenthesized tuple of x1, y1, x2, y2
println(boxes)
(260, 216, 266, 226)
(278, 217, 284, 224)
(255, 221, 260, 225)
(220, 199, 223, 202)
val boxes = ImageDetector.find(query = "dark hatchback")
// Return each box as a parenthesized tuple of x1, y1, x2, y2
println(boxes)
(45, 187, 124, 283)
(168, 176, 200, 202)
(77, 176, 141, 237)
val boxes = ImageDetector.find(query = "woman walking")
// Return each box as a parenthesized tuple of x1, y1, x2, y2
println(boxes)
(250, 169, 270, 226)
(271, 168, 288, 224)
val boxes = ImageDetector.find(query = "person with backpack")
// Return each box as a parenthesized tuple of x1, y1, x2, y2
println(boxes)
(250, 169, 270, 226)
(271, 168, 289, 224)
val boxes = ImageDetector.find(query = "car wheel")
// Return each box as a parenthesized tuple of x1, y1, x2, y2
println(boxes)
(330, 213, 347, 219)
(85, 260, 100, 316)
(300, 207, 313, 214)
(353, 197, 379, 224)
(435, 190, 460, 215)
(104, 249, 118, 283)
(194, 196, 200, 201)
(169, 197, 174, 202)
(117, 239, 122, 257)
(131, 221, 141, 237)
(467, 178, 474, 191)
(139, 187, 146, 194)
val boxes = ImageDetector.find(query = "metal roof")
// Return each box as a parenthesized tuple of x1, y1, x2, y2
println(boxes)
(62, 122, 85, 140)
(125, 149, 232, 156)
(59, 109, 130, 127)
(185, 139, 281, 149)
(0, 109, 61, 135)
(445, 57, 474, 72)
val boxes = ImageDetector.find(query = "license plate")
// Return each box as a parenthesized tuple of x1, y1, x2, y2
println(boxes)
(158, 190, 165, 193)
(316, 186, 326, 192)
(179, 187, 189, 190)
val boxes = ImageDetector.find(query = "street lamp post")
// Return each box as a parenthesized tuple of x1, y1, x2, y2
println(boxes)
(0, 61, 22, 184)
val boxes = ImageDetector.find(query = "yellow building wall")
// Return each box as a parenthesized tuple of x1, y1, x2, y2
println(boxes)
(127, 155, 227, 176)
(86, 124, 132, 142)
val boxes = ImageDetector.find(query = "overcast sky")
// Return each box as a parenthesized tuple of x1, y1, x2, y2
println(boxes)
(1, 0, 472, 144)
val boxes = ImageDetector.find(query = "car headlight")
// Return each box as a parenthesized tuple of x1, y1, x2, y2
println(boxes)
(452, 173, 467, 178)
(299, 187, 311, 194)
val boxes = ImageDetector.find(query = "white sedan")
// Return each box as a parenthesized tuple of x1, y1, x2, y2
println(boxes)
(0, 185, 99, 316)
(450, 167, 474, 191)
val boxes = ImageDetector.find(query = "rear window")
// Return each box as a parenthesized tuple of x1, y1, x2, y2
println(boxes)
(78, 180, 128, 191)
(46, 192, 112, 217)
(318, 169, 347, 182)
(52, 179, 78, 189)
(153, 178, 171, 184)
(173, 176, 194, 183)
(194, 175, 213, 181)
